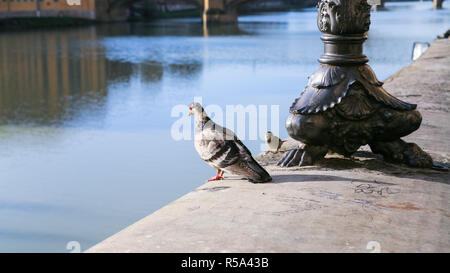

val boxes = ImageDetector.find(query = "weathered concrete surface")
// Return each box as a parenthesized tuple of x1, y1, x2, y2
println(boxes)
(384, 39, 450, 164)
(87, 39, 450, 253)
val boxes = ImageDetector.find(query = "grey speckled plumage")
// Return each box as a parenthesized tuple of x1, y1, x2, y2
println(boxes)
(189, 102, 271, 183)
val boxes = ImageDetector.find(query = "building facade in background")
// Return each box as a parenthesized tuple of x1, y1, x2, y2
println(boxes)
(0, 0, 129, 21)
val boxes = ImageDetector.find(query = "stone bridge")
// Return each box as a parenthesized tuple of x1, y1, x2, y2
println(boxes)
(100, 0, 446, 22)
(102, 0, 255, 22)
(375, 0, 444, 11)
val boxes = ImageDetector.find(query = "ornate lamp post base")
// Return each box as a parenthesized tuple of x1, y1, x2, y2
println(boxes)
(278, 0, 435, 169)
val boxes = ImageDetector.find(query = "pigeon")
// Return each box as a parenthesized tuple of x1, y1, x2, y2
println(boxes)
(189, 102, 272, 183)
(265, 131, 285, 154)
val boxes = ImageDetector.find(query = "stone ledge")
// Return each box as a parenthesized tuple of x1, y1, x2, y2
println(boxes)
(87, 39, 450, 253)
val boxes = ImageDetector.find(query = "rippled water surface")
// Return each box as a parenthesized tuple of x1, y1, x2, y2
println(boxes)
(0, 2, 449, 252)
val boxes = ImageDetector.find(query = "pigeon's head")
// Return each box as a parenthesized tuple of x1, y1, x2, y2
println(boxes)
(266, 131, 273, 138)
(188, 102, 204, 116)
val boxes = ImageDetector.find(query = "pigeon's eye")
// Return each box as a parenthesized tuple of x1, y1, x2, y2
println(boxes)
(189, 107, 192, 111)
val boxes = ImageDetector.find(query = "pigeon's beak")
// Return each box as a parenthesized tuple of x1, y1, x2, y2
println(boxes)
(188, 107, 193, 116)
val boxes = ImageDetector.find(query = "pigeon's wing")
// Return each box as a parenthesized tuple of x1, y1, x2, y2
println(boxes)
(196, 120, 271, 183)
(196, 122, 241, 169)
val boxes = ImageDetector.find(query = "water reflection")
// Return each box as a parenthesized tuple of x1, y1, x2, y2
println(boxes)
(202, 23, 250, 37)
(0, 27, 203, 127)
(0, 29, 106, 126)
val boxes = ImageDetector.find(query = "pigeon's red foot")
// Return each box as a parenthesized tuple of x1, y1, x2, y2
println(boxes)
(207, 176, 224, 182)
(207, 170, 224, 182)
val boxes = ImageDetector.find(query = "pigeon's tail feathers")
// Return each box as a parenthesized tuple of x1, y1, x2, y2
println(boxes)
(244, 159, 272, 183)
(229, 139, 271, 182)
(224, 158, 272, 183)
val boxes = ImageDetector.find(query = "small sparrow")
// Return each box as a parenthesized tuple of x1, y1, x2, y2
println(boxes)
(265, 131, 285, 154)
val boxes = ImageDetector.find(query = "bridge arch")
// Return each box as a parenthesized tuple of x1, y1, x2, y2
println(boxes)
(95, 0, 140, 21)
(98, 0, 447, 22)
(100, 0, 254, 22)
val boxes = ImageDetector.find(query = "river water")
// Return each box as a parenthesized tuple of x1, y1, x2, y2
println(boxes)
(0, 2, 449, 252)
